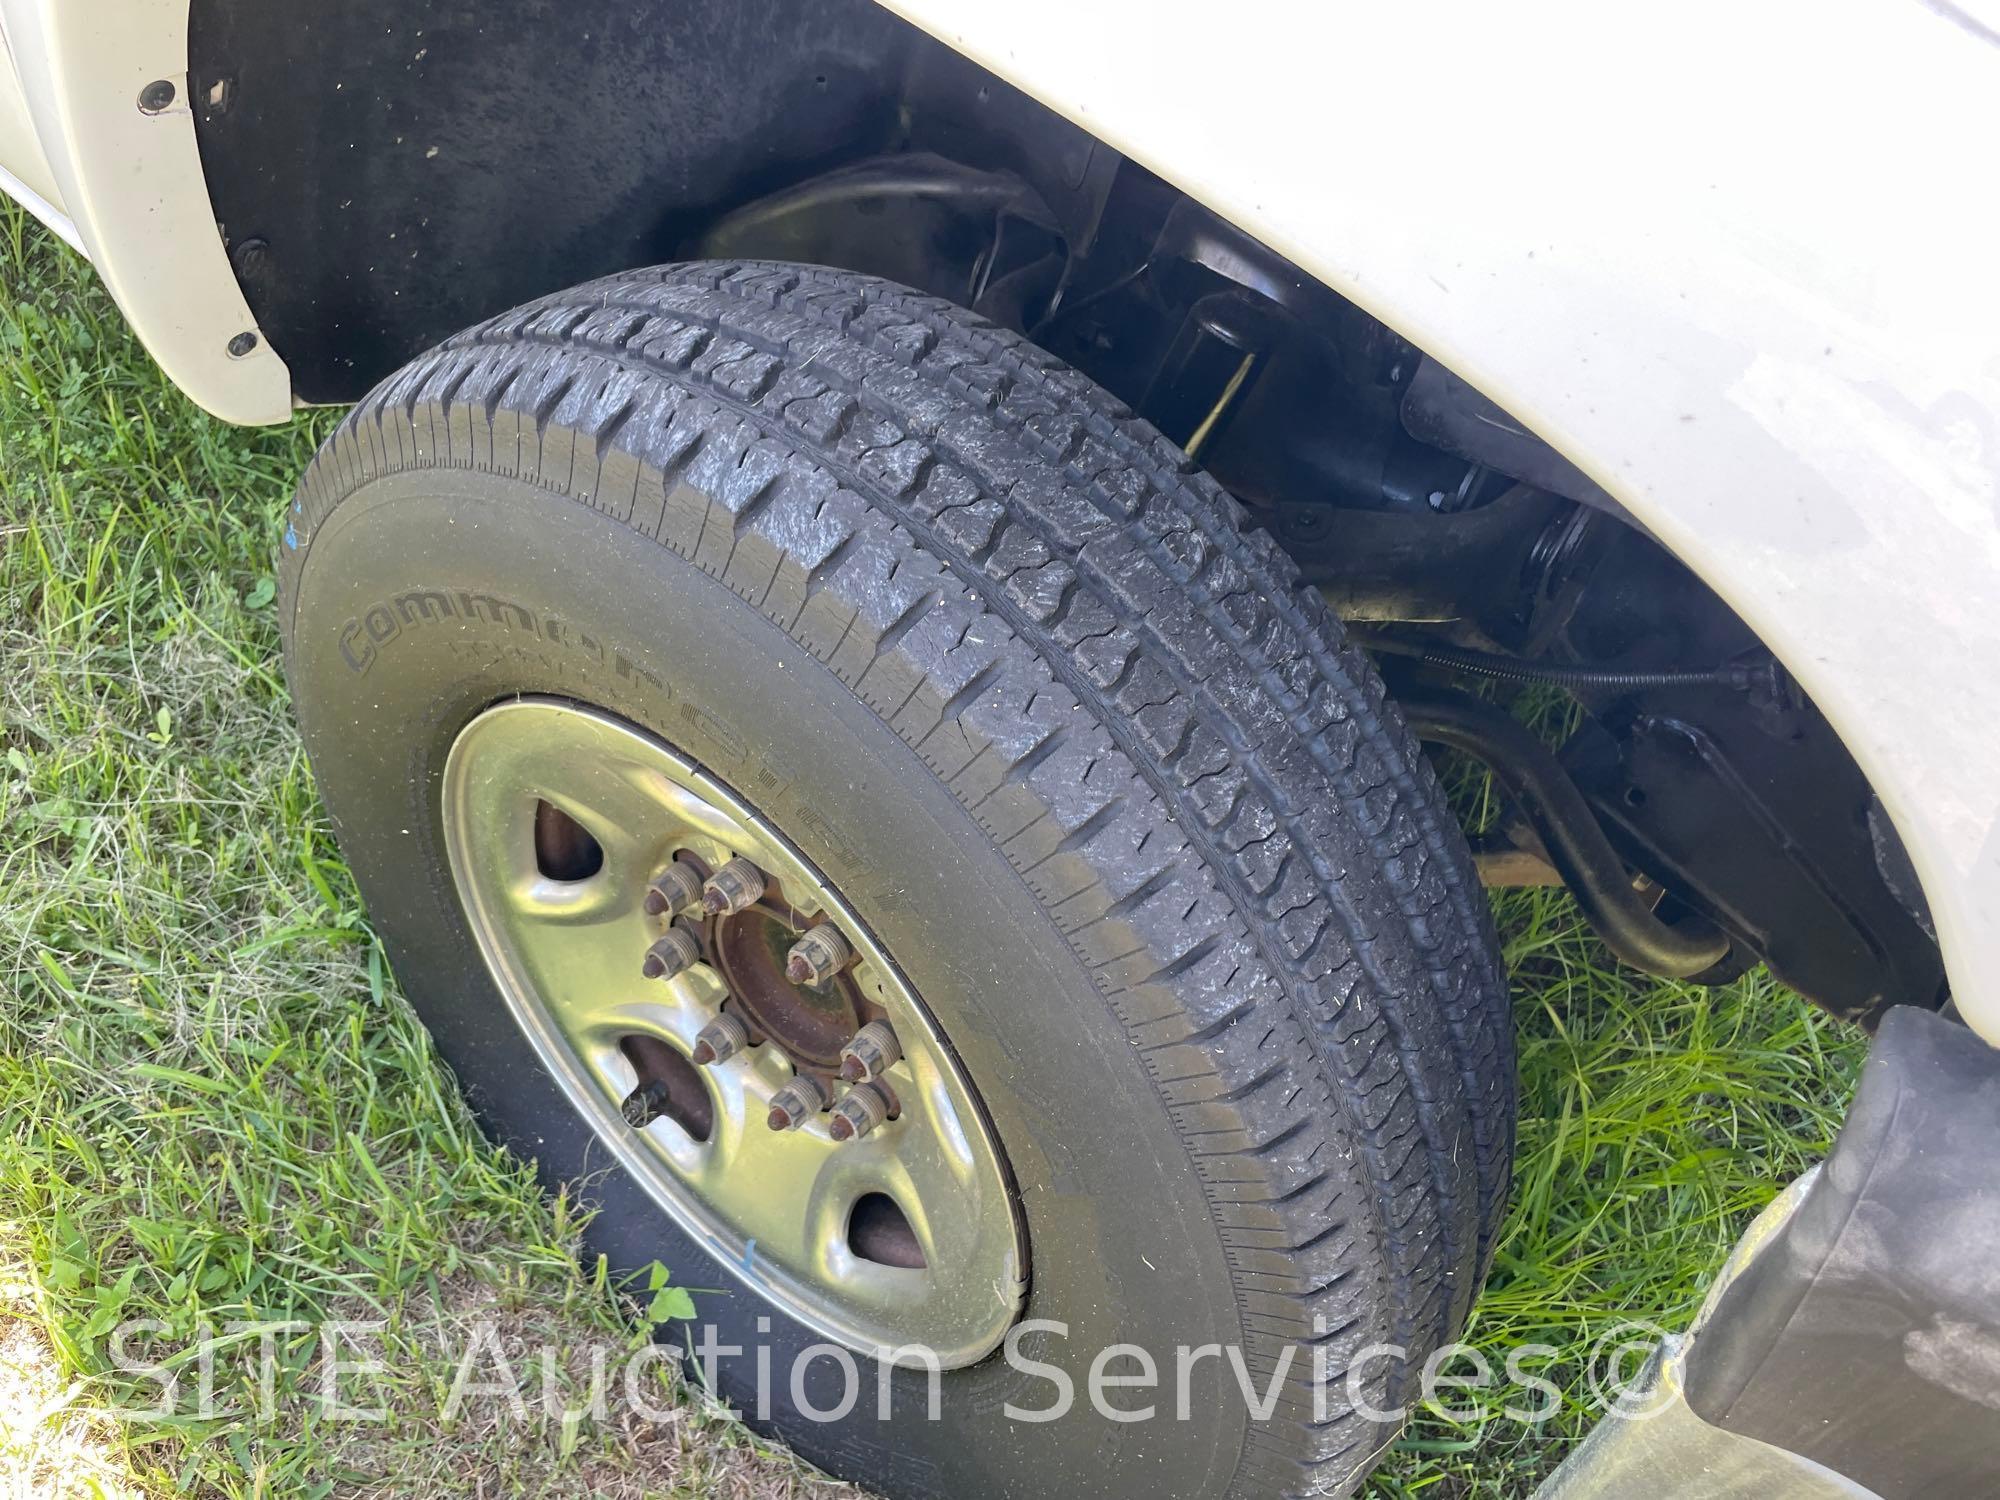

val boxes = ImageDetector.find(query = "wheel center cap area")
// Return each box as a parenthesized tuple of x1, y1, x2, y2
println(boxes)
(709, 905, 871, 1072)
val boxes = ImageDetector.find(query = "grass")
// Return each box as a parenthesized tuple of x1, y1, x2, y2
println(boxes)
(0, 203, 1866, 1497)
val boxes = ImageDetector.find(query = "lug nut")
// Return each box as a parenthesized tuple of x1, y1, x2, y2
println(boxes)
(620, 1079, 671, 1128)
(644, 862, 703, 917)
(641, 926, 702, 980)
(839, 1020, 903, 1083)
(767, 1075, 833, 1131)
(829, 1082, 893, 1142)
(690, 1012, 750, 1066)
(786, 923, 852, 985)
(702, 857, 766, 916)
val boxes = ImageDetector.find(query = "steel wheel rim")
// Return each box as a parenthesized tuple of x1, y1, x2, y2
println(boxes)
(441, 698, 1025, 1366)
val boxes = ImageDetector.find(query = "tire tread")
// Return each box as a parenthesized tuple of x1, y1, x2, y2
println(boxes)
(287, 262, 1514, 1500)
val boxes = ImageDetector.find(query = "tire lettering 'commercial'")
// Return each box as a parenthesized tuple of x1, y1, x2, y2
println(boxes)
(336, 588, 661, 693)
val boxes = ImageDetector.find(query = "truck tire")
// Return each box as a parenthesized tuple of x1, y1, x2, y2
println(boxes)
(278, 261, 1514, 1499)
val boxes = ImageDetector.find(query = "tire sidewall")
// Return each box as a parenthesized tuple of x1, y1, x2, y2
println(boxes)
(285, 467, 1253, 1498)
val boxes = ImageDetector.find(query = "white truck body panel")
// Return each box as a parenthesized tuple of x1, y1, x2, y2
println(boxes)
(0, 16, 75, 243)
(0, 0, 290, 422)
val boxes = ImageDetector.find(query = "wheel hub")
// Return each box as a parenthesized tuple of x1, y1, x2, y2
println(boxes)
(441, 698, 1026, 1366)
(707, 902, 872, 1072)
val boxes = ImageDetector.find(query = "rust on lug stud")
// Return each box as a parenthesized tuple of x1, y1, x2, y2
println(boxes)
(839, 1020, 903, 1083)
(766, 1075, 833, 1131)
(690, 1012, 750, 1066)
(644, 861, 703, 916)
(702, 857, 766, 915)
(641, 926, 702, 981)
(785, 922, 851, 985)
(829, 1082, 893, 1142)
